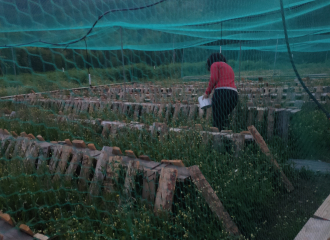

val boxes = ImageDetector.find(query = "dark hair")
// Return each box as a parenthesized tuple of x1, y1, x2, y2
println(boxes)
(206, 53, 227, 71)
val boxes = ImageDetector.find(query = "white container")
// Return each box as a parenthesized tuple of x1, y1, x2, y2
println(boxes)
(198, 95, 212, 109)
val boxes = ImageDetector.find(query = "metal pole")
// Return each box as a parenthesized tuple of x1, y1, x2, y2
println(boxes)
(239, 40, 241, 81)
(11, 48, 16, 77)
(172, 37, 175, 64)
(181, 48, 184, 79)
(120, 27, 126, 95)
(220, 22, 222, 53)
(273, 37, 279, 76)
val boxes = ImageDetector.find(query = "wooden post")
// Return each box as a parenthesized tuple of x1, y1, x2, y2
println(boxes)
(104, 156, 122, 193)
(154, 168, 178, 213)
(206, 107, 212, 121)
(123, 160, 140, 198)
(248, 125, 294, 192)
(232, 133, 245, 158)
(25, 142, 40, 171)
(275, 108, 290, 142)
(49, 145, 63, 174)
(142, 169, 157, 203)
(188, 105, 197, 121)
(78, 155, 93, 191)
(188, 165, 240, 235)
(267, 108, 275, 140)
(65, 151, 83, 182)
(53, 145, 72, 182)
(89, 147, 110, 197)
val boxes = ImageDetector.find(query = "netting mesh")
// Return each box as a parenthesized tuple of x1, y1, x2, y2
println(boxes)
(0, 0, 330, 239)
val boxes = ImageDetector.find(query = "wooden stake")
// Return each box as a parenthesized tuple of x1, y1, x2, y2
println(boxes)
(188, 165, 240, 235)
(248, 125, 294, 192)
(142, 169, 156, 203)
(154, 168, 178, 213)
(123, 160, 140, 198)
(78, 155, 93, 191)
(104, 156, 122, 193)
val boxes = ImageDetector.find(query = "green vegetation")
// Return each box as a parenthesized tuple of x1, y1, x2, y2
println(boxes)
(0, 98, 330, 239)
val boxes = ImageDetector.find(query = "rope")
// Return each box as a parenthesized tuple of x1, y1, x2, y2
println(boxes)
(279, 0, 330, 120)
(0, 0, 169, 48)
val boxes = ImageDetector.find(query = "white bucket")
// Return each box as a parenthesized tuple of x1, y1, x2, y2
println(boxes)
(198, 95, 212, 109)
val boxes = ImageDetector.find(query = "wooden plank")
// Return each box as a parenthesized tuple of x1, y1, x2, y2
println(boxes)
(36, 142, 51, 170)
(248, 125, 294, 192)
(154, 167, 178, 213)
(294, 218, 330, 240)
(49, 145, 62, 174)
(24, 141, 40, 170)
(232, 133, 245, 158)
(275, 109, 290, 142)
(188, 105, 197, 120)
(78, 155, 93, 191)
(65, 151, 83, 182)
(104, 156, 122, 194)
(314, 194, 330, 221)
(172, 102, 181, 120)
(247, 107, 256, 126)
(142, 169, 157, 203)
(188, 165, 240, 236)
(206, 107, 212, 121)
(4, 139, 16, 160)
(123, 160, 140, 198)
(257, 108, 265, 122)
(53, 145, 72, 182)
(89, 146, 112, 197)
(0, 219, 35, 240)
(267, 108, 275, 140)
(160, 160, 185, 167)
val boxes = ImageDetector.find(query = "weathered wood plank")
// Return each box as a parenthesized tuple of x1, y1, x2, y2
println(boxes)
(142, 169, 157, 204)
(248, 125, 294, 192)
(267, 108, 275, 140)
(294, 218, 330, 240)
(89, 146, 112, 197)
(78, 155, 93, 191)
(53, 145, 72, 182)
(49, 145, 62, 174)
(154, 167, 178, 213)
(123, 160, 140, 198)
(188, 165, 240, 235)
(65, 151, 83, 182)
(104, 156, 122, 194)
(314, 194, 330, 221)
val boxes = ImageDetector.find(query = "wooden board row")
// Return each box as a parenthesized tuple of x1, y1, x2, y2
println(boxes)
(0, 129, 241, 237)
(6, 98, 300, 141)
(0, 211, 49, 240)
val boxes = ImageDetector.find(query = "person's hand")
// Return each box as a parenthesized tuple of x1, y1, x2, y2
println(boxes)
(202, 93, 209, 100)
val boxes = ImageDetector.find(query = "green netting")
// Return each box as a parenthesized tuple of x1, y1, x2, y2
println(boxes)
(0, 0, 330, 239)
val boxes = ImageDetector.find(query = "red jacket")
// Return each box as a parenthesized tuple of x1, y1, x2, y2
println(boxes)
(205, 62, 236, 95)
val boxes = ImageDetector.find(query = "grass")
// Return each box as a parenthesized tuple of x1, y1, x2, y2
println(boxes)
(0, 99, 330, 239)
(1, 60, 330, 97)
(0, 62, 330, 239)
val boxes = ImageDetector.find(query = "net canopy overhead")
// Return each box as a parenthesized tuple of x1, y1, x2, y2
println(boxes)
(0, 0, 330, 51)
(0, 0, 330, 240)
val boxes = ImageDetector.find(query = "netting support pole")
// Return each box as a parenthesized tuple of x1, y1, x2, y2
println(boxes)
(220, 22, 222, 53)
(280, 0, 330, 120)
(181, 48, 184, 79)
(239, 40, 241, 82)
(11, 48, 16, 78)
(273, 37, 279, 77)
(120, 27, 126, 96)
